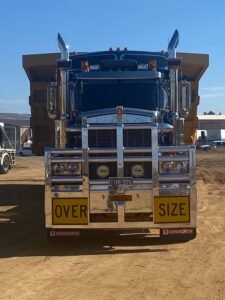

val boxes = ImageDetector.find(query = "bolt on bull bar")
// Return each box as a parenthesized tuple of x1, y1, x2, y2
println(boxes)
(45, 120, 196, 233)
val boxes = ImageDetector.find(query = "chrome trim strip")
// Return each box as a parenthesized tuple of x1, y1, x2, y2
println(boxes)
(81, 125, 88, 150)
(124, 124, 155, 129)
(88, 148, 117, 154)
(82, 125, 89, 176)
(133, 179, 153, 184)
(86, 123, 156, 130)
(49, 149, 82, 154)
(82, 107, 157, 118)
(89, 179, 153, 185)
(151, 126, 159, 206)
(66, 127, 82, 132)
(159, 146, 193, 152)
(124, 156, 152, 162)
(117, 121, 125, 225)
(81, 123, 90, 220)
(90, 185, 152, 191)
(124, 147, 152, 153)
(158, 174, 190, 182)
(88, 125, 117, 130)
(51, 158, 83, 163)
(117, 124, 124, 177)
(89, 157, 117, 163)
(158, 155, 189, 162)
(189, 147, 197, 227)
(89, 179, 109, 185)
(45, 151, 51, 186)
(51, 176, 83, 183)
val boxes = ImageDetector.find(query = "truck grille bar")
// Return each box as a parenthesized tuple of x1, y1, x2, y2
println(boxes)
(86, 123, 153, 180)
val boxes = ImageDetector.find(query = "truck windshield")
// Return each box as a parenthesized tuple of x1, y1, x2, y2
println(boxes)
(76, 78, 161, 111)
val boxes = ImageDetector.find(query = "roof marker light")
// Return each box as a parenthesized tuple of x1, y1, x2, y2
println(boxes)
(148, 60, 157, 71)
(81, 60, 89, 72)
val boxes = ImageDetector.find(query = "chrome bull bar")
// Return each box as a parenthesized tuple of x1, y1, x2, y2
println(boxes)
(45, 121, 196, 230)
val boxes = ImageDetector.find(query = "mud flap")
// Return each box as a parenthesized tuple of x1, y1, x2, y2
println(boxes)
(160, 228, 196, 243)
(46, 229, 81, 240)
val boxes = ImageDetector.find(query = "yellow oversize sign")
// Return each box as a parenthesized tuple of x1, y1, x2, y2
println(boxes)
(52, 198, 88, 225)
(154, 196, 190, 223)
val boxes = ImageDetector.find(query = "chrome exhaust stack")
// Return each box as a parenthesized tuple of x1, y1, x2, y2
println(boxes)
(58, 33, 69, 60)
(168, 29, 179, 59)
(167, 30, 183, 145)
(57, 33, 72, 148)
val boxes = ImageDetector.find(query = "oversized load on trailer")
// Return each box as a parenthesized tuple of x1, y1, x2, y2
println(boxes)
(24, 30, 208, 241)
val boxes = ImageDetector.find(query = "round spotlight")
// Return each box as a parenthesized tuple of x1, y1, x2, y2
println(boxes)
(97, 165, 110, 178)
(131, 164, 144, 178)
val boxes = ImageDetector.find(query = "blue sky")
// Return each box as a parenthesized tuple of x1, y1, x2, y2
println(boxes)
(0, 0, 225, 114)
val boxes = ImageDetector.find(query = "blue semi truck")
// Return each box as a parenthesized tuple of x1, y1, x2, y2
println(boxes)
(44, 30, 208, 242)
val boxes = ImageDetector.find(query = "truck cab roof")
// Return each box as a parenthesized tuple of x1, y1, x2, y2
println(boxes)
(69, 50, 169, 72)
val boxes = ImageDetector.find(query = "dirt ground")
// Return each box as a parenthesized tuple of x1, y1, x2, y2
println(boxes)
(0, 152, 225, 300)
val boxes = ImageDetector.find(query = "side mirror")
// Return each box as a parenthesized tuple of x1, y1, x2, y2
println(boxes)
(47, 82, 58, 119)
(180, 80, 191, 117)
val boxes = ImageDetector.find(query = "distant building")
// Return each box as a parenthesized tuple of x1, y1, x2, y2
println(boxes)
(197, 115, 225, 141)
(0, 113, 31, 150)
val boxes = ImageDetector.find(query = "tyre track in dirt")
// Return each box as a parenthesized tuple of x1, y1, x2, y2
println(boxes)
(0, 154, 225, 299)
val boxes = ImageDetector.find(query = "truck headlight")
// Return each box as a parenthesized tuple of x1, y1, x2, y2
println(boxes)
(176, 161, 188, 173)
(52, 162, 81, 176)
(160, 161, 189, 174)
(131, 164, 144, 178)
(161, 162, 173, 173)
(53, 163, 64, 175)
(67, 163, 81, 175)
(97, 165, 110, 178)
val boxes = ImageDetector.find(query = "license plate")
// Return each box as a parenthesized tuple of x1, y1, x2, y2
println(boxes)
(109, 177, 133, 189)
(154, 196, 190, 223)
(52, 198, 88, 225)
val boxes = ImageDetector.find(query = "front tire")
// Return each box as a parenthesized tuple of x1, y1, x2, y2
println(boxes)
(0, 155, 10, 174)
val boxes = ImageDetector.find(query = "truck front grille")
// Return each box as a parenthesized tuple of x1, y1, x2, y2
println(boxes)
(88, 130, 116, 148)
(124, 129, 151, 147)
(88, 129, 151, 148)
(87, 126, 152, 180)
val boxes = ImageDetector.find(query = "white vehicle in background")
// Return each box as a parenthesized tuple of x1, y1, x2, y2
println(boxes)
(212, 140, 225, 149)
(17, 146, 32, 156)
